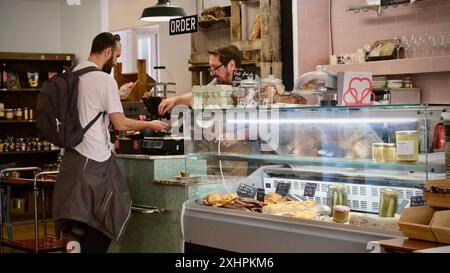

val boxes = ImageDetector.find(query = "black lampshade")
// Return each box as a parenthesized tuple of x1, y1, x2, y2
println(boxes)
(140, 0, 186, 22)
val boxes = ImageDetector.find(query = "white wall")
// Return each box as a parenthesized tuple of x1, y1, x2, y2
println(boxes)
(0, 0, 106, 64)
(109, 0, 197, 95)
(60, 0, 104, 63)
(0, 0, 62, 52)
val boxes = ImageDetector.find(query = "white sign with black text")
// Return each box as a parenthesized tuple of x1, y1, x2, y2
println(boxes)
(169, 15, 198, 36)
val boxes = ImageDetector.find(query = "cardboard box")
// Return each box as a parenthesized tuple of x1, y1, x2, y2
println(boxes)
(424, 180, 450, 209)
(431, 210, 450, 244)
(398, 205, 439, 242)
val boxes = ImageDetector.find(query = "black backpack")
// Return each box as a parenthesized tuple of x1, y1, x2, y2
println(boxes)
(36, 66, 105, 149)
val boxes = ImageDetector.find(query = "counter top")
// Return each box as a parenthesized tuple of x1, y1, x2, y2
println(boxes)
(153, 176, 238, 187)
(114, 153, 186, 160)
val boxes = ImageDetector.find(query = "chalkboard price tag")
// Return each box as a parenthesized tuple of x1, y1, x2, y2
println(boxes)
(303, 183, 317, 198)
(256, 188, 266, 202)
(380, 0, 410, 6)
(232, 69, 256, 87)
(275, 182, 291, 196)
(237, 184, 257, 198)
(410, 195, 426, 207)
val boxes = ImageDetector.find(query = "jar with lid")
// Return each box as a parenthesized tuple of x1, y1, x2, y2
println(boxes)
(14, 108, 23, 120)
(238, 78, 260, 108)
(260, 75, 284, 106)
(396, 130, 419, 162)
(403, 77, 413, 88)
(379, 188, 399, 217)
(372, 143, 384, 161)
(5, 109, 13, 120)
(327, 183, 348, 214)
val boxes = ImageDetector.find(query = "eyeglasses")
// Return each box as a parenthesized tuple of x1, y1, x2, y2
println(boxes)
(208, 64, 224, 74)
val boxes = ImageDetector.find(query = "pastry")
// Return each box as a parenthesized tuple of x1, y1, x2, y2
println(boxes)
(265, 192, 283, 204)
(273, 93, 307, 104)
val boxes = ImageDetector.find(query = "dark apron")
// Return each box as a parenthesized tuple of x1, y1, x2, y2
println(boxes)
(53, 149, 132, 241)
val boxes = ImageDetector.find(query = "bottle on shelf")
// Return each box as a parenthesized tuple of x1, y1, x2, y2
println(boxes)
(23, 107, 29, 120)
(1, 63, 7, 90)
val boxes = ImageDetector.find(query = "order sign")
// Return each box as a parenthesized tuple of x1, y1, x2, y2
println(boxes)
(170, 15, 198, 36)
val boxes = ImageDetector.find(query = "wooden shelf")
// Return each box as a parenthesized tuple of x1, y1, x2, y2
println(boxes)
(0, 150, 60, 155)
(0, 52, 75, 61)
(0, 120, 36, 124)
(328, 55, 450, 76)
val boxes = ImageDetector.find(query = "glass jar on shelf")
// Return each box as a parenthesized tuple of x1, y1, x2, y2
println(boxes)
(5, 109, 13, 120)
(396, 130, 419, 162)
(260, 75, 284, 106)
(379, 188, 399, 217)
(238, 78, 260, 108)
(327, 183, 348, 214)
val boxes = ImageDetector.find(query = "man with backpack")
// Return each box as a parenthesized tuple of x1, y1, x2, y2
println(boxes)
(51, 32, 168, 253)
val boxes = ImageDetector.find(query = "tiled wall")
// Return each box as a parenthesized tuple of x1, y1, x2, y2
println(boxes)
(297, 0, 450, 104)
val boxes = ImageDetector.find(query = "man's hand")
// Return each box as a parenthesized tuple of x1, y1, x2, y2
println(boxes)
(215, 131, 238, 148)
(158, 97, 177, 116)
(149, 120, 169, 131)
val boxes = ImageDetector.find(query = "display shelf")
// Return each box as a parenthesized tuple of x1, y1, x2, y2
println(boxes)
(328, 55, 450, 76)
(0, 120, 36, 123)
(0, 149, 60, 155)
(188, 152, 432, 171)
(0, 88, 40, 92)
(0, 52, 74, 61)
(347, 0, 428, 16)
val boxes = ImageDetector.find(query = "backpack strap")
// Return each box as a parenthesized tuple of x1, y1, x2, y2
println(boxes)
(74, 66, 100, 77)
(82, 111, 107, 134)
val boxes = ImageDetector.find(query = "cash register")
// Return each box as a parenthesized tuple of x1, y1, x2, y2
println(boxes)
(117, 80, 183, 155)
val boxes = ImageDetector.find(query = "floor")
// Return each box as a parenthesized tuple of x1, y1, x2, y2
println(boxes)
(1, 221, 60, 253)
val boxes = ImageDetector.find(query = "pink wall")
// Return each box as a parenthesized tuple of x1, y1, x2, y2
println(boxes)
(297, 0, 331, 75)
(297, 0, 450, 104)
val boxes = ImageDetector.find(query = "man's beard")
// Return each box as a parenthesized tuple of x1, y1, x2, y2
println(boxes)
(102, 55, 114, 74)
(216, 71, 231, 84)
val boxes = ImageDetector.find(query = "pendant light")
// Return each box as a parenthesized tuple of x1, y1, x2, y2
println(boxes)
(140, 0, 187, 22)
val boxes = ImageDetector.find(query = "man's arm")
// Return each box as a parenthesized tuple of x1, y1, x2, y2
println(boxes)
(110, 112, 168, 132)
(158, 92, 193, 115)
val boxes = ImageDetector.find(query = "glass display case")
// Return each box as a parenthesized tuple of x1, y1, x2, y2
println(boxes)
(178, 104, 447, 252)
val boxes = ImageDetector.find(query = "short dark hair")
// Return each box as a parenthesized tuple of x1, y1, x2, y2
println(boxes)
(90, 32, 121, 55)
(208, 44, 243, 68)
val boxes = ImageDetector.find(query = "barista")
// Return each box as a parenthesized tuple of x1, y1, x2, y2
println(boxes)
(158, 44, 258, 176)
(158, 44, 243, 115)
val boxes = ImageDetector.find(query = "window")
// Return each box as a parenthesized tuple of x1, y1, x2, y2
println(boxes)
(112, 25, 160, 82)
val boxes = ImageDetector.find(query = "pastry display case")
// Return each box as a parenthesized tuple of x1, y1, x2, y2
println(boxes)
(179, 104, 448, 252)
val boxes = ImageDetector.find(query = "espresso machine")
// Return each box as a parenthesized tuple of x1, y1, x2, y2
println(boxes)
(139, 77, 184, 155)
(117, 66, 184, 155)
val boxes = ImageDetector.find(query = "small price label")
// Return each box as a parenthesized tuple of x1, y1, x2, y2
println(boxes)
(410, 195, 426, 207)
(275, 182, 291, 197)
(256, 188, 266, 202)
(237, 183, 257, 198)
(303, 183, 317, 198)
